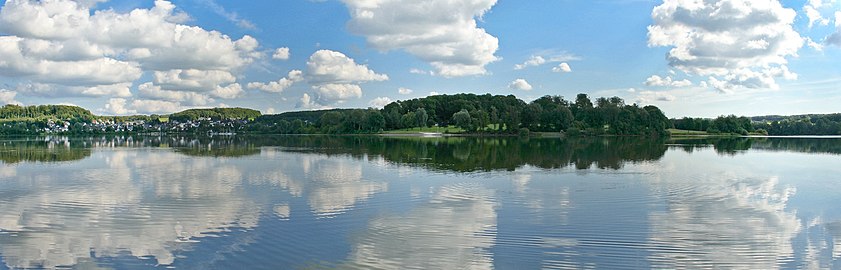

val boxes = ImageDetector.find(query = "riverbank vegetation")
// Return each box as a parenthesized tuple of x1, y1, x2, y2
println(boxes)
(672, 113, 841, 136)
(3, 93, 840, 136)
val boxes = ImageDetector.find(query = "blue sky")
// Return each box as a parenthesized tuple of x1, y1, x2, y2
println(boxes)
(0, 0, 839, 118)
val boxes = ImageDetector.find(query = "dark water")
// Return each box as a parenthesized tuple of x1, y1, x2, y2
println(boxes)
(0, 135, 840, 269)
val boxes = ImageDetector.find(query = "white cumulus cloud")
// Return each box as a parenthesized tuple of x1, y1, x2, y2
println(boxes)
(152, 69, 237, 92)
(306, 50, 387, 105)
(552, 63, 572, 73)
(368, 97, 393, 108)
(0, 89, 21, 105)
(314, 84, 363, 101)
(514, 56, 546, 70)
(273, 47, 290, 60)
(103, 98, 136, 115)
(306, 50, 388, 84)
(509, 79, 533, 91)
(647, 0, 803, 92)
(645, 75, 692, 87)
(341, 0, 500, 77)
(247, 70, 303, 93)
(137, 82, 214, 106)
(0, 0, 260, 101)
(636, 91, 677, 104)
(398, 87, 413, 95)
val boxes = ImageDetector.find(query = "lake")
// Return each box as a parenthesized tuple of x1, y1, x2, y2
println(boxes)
(0, 135, 840, 269)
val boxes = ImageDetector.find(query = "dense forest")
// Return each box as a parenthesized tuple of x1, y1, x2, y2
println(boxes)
(169, 108, 262, 122)
(673, 113, 841, 135)
(0, 104, 95, 122)
(243, 93, 672, 136)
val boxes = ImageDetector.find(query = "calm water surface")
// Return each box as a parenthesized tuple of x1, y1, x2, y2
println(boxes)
(0, 136, 840, 269)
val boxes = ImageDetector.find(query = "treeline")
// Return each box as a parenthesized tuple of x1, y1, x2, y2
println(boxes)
(247, 109, 384, 134)
(752, 114, 841, 135)
(1, 94, 672, 136)
(673, 113, 841, 135)
(382, 93, 670, 135)
(0, 104, 95, 122)
(245, 93, 671, 136)
(169, 108, 261, 122)
(672, 115, 757, 135)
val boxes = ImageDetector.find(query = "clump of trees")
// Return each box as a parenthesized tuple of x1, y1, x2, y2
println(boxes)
(673, 113, 841, 136)
(752, 114, 841, 135)
(233, 93, 673, 136)
(378, 93, 670, 136)
(0, 104, 95, 122)
(673, 115, 755, 135)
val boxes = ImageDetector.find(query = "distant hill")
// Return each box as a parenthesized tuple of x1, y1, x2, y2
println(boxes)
(750, 113, 841, 123)
(0, 104, 95, 121)
(168, 108, 261, 121)
(256, 109, 359, 124)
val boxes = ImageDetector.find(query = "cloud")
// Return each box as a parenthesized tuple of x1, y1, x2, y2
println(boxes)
(0, 0, 260, 101)
(368, 97, 393, 108)
(806, 37, 824, 51)
(409, 68, 432, 75)
(129, 99, 184, 114)
(837, 11, 841, 28)
(398, 87, 413, 95)
(514, 56, 546, 70)
(137, 82, 214, 106)
(305, 50, 387, 105)
(152, 69, 237, 91)
(805, 6, 829, 28)
(273, 47, 290, 60)
(647, 0, 803, 92)
(509, 79, 533, 91)
(247, 70, 303, 93)
(827, 11, 841, 46)
(14, 82, 132, 98)
(314, 84, 363, 101)
(102, 97, 189, 115)
(552, 63, 572, 73)
(0, 36, 143, 86)
(195, 0, 256, 30)
(645, 75, 692, 87)
(515, 52, 581, 71)
(0, 89, 21, 105)
(297, 93, 322, 109)
(209, 83, 244, 99)
(306, 50, 388, 84)
(636, 90, 677, 103)
(103, 98, 136, 115)
(341, 0, 500, 77)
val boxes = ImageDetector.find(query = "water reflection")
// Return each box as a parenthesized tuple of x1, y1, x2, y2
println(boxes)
(0, 137, 91, 163)
(670, 137, 841, 156)
(246, 152, 387, 218)
(0, 135, 839, 268)
(0, 149, 260, 268)
(648, 175, 801, 268)
(345, 184, 496, 269)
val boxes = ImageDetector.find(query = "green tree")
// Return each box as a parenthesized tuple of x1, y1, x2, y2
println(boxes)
(452, 109, 473, 131)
